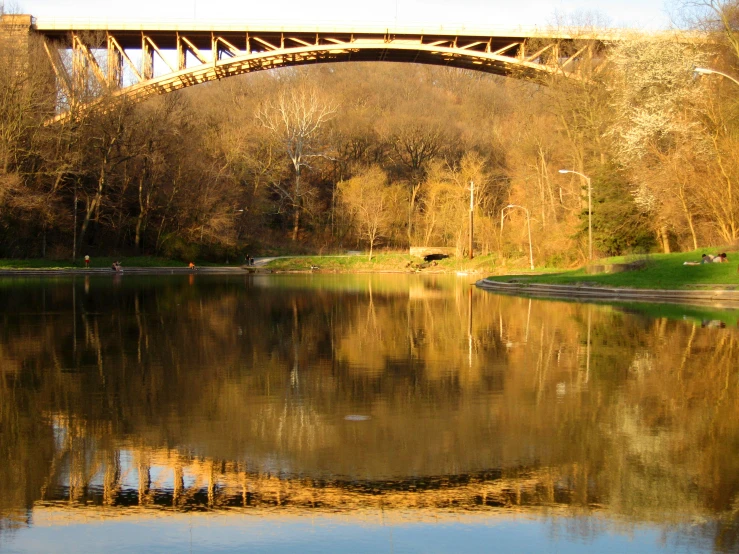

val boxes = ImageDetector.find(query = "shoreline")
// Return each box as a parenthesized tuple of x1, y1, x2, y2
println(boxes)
(475, 278, 739, 308)
(0, 267, 470, 276)
(0, 266, 262, 276)
(3, 267, 739, 308)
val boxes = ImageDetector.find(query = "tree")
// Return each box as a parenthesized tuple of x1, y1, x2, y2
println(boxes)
(0, 23, 70, 257)
(338, 166, 406, 259)
(385, 114, 452, 246)
(607, 37, 710, 252)
(677, 0, 739, 61)
(256, 82, 336, 241)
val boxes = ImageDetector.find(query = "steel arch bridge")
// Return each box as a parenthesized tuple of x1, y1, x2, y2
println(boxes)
(3, 15, 616, 119)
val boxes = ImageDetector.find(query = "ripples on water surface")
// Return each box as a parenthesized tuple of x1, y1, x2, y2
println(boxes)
(0, 274, 737, 553)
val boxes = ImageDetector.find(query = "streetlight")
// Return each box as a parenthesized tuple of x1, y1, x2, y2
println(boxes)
(469, 180, 474, 260)
(559, 169, 593, 262)
(693, 66, 739, 88)
(500, 204, 534, 270)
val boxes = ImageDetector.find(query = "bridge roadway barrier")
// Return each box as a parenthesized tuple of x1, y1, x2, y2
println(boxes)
(476, 278, 739, 307)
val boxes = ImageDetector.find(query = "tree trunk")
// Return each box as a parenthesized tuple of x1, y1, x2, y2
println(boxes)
(135, 213, 144, 252)
(407, 182, 421, 247)
(657, 225, 671, 253)
(78, 134, 117, 254)
(135, 172, 147, 252)
(291, 171, 301, 241)
(292, 205, 300, 241)
(78, 175, 104, 254)
(678, 186, 698, 251)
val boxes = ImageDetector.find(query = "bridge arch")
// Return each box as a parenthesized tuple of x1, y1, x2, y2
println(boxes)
(107, 40, 578, 107)
(8, 16, 607, 120)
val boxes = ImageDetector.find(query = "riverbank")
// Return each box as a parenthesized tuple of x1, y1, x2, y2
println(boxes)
(476, 249, 739, 307)
(0, 253, 501, 275)
(476, 279, 739, 308)
(481, 250, 738, 290)
(261, 253, 500, 273)
(0, 266, 259, 276)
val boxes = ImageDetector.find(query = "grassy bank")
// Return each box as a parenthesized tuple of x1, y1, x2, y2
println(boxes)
(263, 253, 501, 273)
(487, 250, 739, 289)
(0, 253, 503, 273)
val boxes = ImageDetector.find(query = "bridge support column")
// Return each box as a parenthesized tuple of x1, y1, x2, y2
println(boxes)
(176, 32, 186, 70)
(0, 14, 33, 67)
(142, 34, 154, 80)
(71, 35, 87, 96)
(107, 35, 123, 87)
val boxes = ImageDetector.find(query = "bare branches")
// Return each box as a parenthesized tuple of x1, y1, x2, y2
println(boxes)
(256, 82, 337, 240)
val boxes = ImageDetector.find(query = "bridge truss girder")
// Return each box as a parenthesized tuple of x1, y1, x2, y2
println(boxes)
(40, 28, 596, 121)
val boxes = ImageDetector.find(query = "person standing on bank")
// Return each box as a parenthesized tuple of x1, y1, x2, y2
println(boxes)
(84, 255, 90, 268)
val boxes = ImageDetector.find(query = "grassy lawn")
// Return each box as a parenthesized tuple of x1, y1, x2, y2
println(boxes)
(489, 250, 739, 289)
(263, 252, 503, 273)
(265, 253, 419, 272)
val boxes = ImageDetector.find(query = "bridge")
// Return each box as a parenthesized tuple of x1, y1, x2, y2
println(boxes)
(1, 14, 611, 119)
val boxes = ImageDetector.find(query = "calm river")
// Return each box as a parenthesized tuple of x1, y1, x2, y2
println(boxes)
(0, 273, 737, 553)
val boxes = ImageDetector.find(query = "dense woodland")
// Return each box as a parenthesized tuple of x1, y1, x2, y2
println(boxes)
(1, 1, 739, 264)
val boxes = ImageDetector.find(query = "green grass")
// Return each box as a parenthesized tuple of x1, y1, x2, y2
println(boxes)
(264, 253, 418, 272)
(489, 250, 739, 289)
(263, 252, 506, 273)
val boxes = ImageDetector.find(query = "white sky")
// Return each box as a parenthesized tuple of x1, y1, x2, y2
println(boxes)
(16, 0, 672, 30)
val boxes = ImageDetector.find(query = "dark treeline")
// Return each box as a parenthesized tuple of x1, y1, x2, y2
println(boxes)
(1, 1, 738, 263)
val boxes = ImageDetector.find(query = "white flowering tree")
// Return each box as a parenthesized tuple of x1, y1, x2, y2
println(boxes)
(607, 37, 711, 251)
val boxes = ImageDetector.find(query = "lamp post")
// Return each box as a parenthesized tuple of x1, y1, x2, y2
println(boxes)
(500, 204, 534, 270)
(694, 66, 739, 88)
(469, 180, 474, 259)
(559, 169, 592, 261)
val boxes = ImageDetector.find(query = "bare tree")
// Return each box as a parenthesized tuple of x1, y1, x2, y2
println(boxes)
(256, 84, 336, 241)
(338, 166, 406, 260)
(675, 0, 739, 60)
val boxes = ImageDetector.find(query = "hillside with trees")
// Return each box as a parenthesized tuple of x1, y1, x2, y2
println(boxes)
(1, 1, 738, 265)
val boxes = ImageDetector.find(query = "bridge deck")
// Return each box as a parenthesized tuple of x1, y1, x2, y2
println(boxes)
(3, 14, 697, 122)
(33, 18, 629, 50)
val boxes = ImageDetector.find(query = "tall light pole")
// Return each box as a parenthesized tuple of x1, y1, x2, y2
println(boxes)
(469, 180, 474, 260)
(559, 169, 593, 262)
(694, 66, 739, 88)
(500, 204, 534, 270)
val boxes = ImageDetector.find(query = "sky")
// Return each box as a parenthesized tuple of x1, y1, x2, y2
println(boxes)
(14, 0, 672, 30)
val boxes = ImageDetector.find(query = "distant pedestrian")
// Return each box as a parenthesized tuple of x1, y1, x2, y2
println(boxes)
(84, 255, 90, 268)
(188, 261, 196, 271)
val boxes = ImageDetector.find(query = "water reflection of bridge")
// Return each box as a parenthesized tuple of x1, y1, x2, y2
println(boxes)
(39, 444, 578, 516)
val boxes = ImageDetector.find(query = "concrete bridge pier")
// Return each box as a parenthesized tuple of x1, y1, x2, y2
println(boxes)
(0, 14, 33, 55)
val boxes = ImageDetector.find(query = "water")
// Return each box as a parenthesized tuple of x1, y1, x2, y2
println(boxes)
(0, 273, 737, 553)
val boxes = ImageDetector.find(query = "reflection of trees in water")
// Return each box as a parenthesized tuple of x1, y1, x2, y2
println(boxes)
(0, 275, 738, 551)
